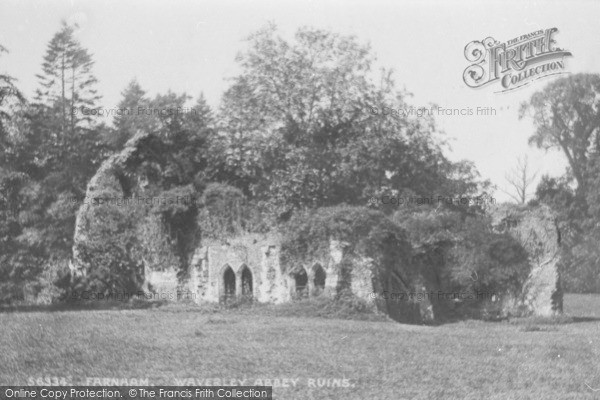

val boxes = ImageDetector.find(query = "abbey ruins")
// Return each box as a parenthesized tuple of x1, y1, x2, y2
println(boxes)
(71, 132, 563, 323)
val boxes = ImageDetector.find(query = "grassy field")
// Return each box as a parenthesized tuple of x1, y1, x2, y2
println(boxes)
(1, 294, 600, 400)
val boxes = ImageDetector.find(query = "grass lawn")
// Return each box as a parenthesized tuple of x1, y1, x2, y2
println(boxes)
(1, 294, 600, 400)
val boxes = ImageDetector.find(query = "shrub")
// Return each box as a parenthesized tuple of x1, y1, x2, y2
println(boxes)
(197, 182, 269, 240)
(73, 187, 145, 296)
(395, 209, 531, 318)
(281, 205, 412, 276)
(151, 184, 200, 273)
(280, 205, 418, 322)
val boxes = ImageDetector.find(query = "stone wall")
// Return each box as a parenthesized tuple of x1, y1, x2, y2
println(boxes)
(71, 132, 441, 323)
(490, 203, 563, 316)
(142, 268, 179, 301)
(71, 131, 171, 277)
(182, 234, 349, 305)
(188, 233, 290, 303)
(140, 232, 414, 315)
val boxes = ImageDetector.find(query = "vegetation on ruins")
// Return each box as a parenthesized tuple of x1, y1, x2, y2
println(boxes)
(0, 21, 598, 309)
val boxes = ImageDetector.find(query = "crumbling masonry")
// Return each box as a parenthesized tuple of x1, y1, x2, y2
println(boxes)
(142, 234, 374, 305)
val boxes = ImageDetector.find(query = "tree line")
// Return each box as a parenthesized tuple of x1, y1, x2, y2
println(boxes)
(0, 21, 598, 304)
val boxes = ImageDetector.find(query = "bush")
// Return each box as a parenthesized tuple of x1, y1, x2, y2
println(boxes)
(197, 182, 271, 239)
(281, 205, 412, 275)
(449, 216, 530, 296)
(73, 188, 145, 296)
(280, 205, 419, 322)
(34, 260, 70, 304)
(151, 184, 200, 273)
(395, 209, 531, 318)
(0, 251, 45, 305)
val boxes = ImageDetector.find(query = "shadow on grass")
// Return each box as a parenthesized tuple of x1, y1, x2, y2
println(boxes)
(0, 299, 168, 314)
(508, 314, 600, 326)
(0, 295, 391, 323)
(3, 296, 600, 327)
(571, 316, 600, 323)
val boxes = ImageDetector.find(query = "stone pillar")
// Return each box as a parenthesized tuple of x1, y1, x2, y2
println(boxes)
(328, 239, 347, 295)
(490, 204, 563, 317)
(235, 268, 243, 297)
(306, 266, 314, 296)
(258, 244, 287, 303)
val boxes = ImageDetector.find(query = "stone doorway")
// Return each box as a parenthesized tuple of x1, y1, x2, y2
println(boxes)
(294, 268, 308, 298)
(241, 265, 253, 298)
(313, 264, 326, 295)
(222, 266, 236, 301)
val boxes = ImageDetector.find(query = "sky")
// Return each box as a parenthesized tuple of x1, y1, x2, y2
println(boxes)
(1, 0, 599, 202)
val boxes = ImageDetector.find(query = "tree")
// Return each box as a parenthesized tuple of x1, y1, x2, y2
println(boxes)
(523, 75, 600, 293)
(502, 155, 538, 204)
(0, 45, 48, 304)
(0, 44, 24, 124)
(142, 91, 214, 187)
(110, 79, 152, 150)
(29, 21, 106, 188)
(520, 73, 600, 199)
(218, 24, 484, 219)
(0, 24, 108, 304)
(35, 21, 101, 135)
(31, 21, 106, 194)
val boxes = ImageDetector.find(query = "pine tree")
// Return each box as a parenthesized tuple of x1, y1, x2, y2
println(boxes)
(0, 44, 24, 136)
(17, 22, 107, 270)
(111, 79, 152, 149)
(35, 21, 100, 135)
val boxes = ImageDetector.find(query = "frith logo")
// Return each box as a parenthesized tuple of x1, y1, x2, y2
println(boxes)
(463, 28, 572, 92)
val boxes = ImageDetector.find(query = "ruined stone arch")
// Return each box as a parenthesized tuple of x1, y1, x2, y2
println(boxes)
(312, 263, 326, 295)
(220, 264, 236, 301)
(239, 264, 253, 297)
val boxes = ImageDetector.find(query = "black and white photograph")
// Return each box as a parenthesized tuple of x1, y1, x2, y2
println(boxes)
(0, 0, 599, 399)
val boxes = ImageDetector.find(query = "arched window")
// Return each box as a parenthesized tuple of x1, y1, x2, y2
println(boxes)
(313, 264, 326, 294)
(223, 266, 236, 300)
(294, 268, 308, 298)
(241, 265, 253, 297)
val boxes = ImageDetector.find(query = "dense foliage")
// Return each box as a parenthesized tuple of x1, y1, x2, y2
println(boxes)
(392, 207, 530, 319)
(281, 205, 413, 274)
(523, 74, 600, 292)
(2, 22, 595, 306)
(214, 25, 483, 220)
